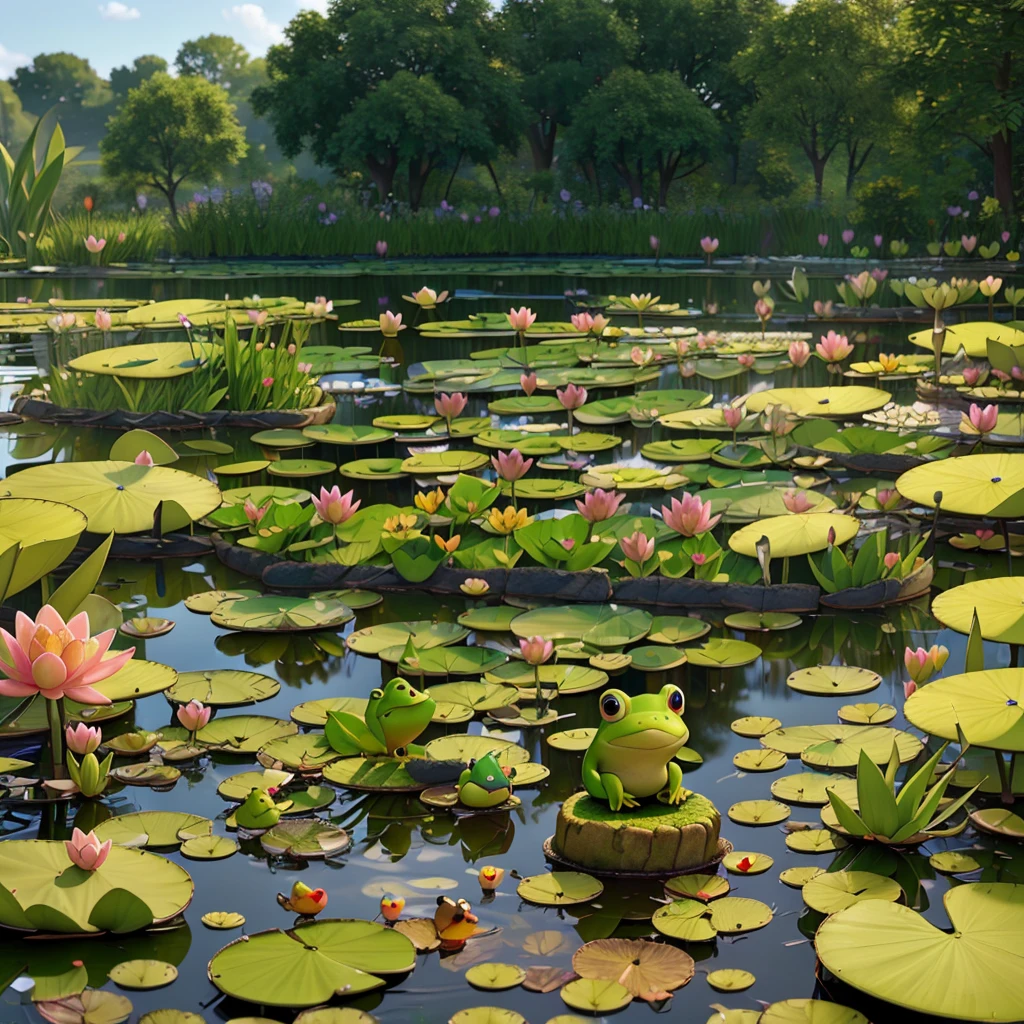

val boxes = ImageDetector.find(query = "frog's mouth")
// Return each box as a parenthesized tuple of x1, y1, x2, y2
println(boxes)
(380, 696, 430, 719)
(611, 728, 682, 749)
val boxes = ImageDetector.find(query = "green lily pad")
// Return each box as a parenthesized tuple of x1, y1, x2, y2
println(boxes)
(547, 728, 597, 751)
(685, 638, 761, 668)
(267, 459, 337, 479)
(629, 645, 687, 671)
(664, 873, 730, 900)
(184, 590, 260, 613)
(571, 937, 693, 997)
(517, 872, 603, 906)
(770, 773, 846, 805)
(733, 748, 788, 772)
(322, 757, 423, 792)
(779, 866, 826, 888)
(723, 851, 774, 874)
(94, 660, 176, 702)
(646, 616, 711, 644)
(179, 835, 239, 861)
(165, 670, 279, 707)
(347, 620, 468, 654)
(426, 682, 518, 712)
(786, 829, 846, 854)
(164, 714, 297, 754)
(724, 611, 802, 631)
(339, 458, 406, 480)
(498, 478, 587, 500)
(801, 871, 902, 914)
(456, 606, 521, 632)
(259, 818, 350, 858)
(289, 697, 368, 727)
(707, 969, 755, 992)
(213, 461, 272, 476)
(255, 733, 340, 772)
(465, 963, 527, 991)
(728, 800, 791, 825)
(251, 428, 312, 449)
(731, 716, 783, 738)
(759, 1001, 869, 1024)
(372, 414, 440, 431)
(401, 450, 489, 474)
(94, 811, 212, 848)
(211, 596, 354, 632)
(484, 662, 607, 694)
(761, 725, 923, 769)
(653, 897, 772, 940)
(424, 735, 531, 767)
(559, 979, 631, 1013)
(138, 1012, 207, 1024)
(787, 665, 881, 696)
(929, 851, 981, 874)
(837, 702, 897, 725)
(382, 644, 507, 676)
(970, 807, 1024, 838)
(641, 438, 721, 463)
(201, 911, 245, 929)
(107, 960, 178, 990)
(509, 604, 652, 647)
(303, 424, 394, 446)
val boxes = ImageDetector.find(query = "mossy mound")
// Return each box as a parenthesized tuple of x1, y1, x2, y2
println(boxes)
(553, 791, 722, 875)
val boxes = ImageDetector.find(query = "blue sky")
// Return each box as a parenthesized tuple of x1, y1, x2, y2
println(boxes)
(0, 1, 329, 79)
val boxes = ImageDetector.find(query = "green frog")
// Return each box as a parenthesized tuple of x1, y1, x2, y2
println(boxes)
(325, 677, 435, 757)
(582, 685, 690, 812)
(235, 787, 288, 830)
(457, 752, 515, 808)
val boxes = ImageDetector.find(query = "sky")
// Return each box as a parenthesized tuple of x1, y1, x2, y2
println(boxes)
(0, 0, 797, 81)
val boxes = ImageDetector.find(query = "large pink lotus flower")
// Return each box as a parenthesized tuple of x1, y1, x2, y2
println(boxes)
(786, 341, 810, 369)
(966, 402, 999, 434)
(84, 235, 106, 254)
(816, 330, 853, 363)
(0, 606, 133, 705)
(176, 698, 211, 733)
(556, 383, 588, 411)
(491, 448, 533, 482)
(661, 493, 721, 537)
(65, 828, 111, 871)
(575, 488, 625, 523)
(519, 636, 554, 666)
(782, 489, 814, 513)
(520, 372, 537, 396)
(65, 723, 101, 756)
(507, 307, 537, 332)
(571, 312, 594, 333)
(700, 236, 719, 254)
(621, 530, 654, 563)
(312, 486, 360, 525)
(434, 392, 467, 420)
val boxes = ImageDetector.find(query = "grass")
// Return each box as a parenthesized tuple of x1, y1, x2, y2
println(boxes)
(567, 791, 719, 829)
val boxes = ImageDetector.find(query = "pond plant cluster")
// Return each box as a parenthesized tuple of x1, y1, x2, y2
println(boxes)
(3, 278, 1024, 1024)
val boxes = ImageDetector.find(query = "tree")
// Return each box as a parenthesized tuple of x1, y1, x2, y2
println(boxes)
(9, 53, 109, 117)
(176, 35, 252, 88)
(253, 0, 524, 207)
(905, 0, 1024, 216)
(110, 55, 168, 99)
(0, 83, 35, 152)
(499, 0, 634, 171)
(733, 0, 894, 202)
(101, 74, 247, 223)
(567, 68, 719, 205)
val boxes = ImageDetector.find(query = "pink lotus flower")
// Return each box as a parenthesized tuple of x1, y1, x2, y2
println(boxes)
(904, 644, 949, 684)
(491, 448, 533, 481)
(875, 489, 898, 510)
(621, 530, 654, 563)
(0, 606, 134, 705)
(700, 236, 719, 254)
(134, 450, 154, 466)
(434, 392, 468, 421)
(520, 372, 537, 396)
(519, 635, 554, 666)
(379, 311, 404, 336)
(706, 302, 719, 315)
(571, 312, 594, 333)
(977, 528, 996, 541)
(94, 309, 112, 331)
(312, 486, 360, 525)
(871, 268, 888, 282)
(176, 699, 211, 733)
(690, 552, 708, 566)
(409, 287, 448, 308)
(903, 680, 917, 700)
(177, 313, 192, 329)
(754, 298, 772, 320)
(117, 231, 126, 243)
(782, 489, 814, 513)
(649, 235, 660, 252)
(874, 234, 883, 247)
(816, 330, 853, 363)
(1003, 231, 1012, 243)
(575, 488, 625, 523)
(737, 353, 756, 368)
(813, 300, 834, 318)
(65, 828, 111, 871)
(65, 723, 101, 756)
(723, 406, 744, 429)
(84, 235, 106, 253)
(375, 240, 388, 257)
(842, 229, 855, 244)
(247, 309, 268, 326)
(669, 338, 690, 357)
(508, 306, 537, 333)
(788, 340, 812, 368)
(244, 499, 269, 524)
(963, 367, 982, 385)
(962, 235, 977, 253)
(661, 493, 721, 537)
(818, 234, 829, 248)
(560, 538, 575, 551)
(631, 346, 654, 366)
(557, 383, 588, 411)
(261, 377, 274, 387)
(590, 314, 610, 334)
(884, 552, 900, 570)
(297, 362, 313, 374)
(968, 403, 999, 434)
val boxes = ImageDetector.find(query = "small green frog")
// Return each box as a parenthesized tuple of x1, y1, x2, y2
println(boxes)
(235, 787, 288, 830)
(582, 685, 690, 812)
(457, 752, 514, 808)
(325, 677, 435, 757)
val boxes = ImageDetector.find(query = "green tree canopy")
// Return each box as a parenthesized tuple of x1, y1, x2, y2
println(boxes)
(9, 52, 110, 116)
(566, 67, 719, 205)
(0, 82, 35, 152)
(175, 34, 266, 99)
(110, 55, 168, 99)
(100, 73, 246, 222)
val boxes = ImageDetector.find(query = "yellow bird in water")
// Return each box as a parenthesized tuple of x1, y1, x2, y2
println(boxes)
(277, 881, 328, 916)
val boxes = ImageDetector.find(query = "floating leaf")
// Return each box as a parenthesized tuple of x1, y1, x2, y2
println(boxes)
(779, 866, 825, 888)
(732, 716, 782, 738)
(165, 670, 279, 707)
(36, 989, 133, 1024)
(685, 638, 761, 668)
(94, 811, 212, 848)
(786, 829, 846, 854)
(929, 851, 981, 874)
(572, 937, 694, 998)
(517, 872, 604, 906)
(449, 1009, 526, 1024)
(723, 851, 774, 875)
(664, 873, 730, 901)
(801, 871, 902, 914)
(733, 749, 788, 772)
(201, 911, 245, 929)
(464, 963, 526, 991)
(559, 978, 632, 1013)
(546, 728, 597, 751)
(728, 800, 790, 826)
(837, 703, 896, 725)
(179, 836, 239, 861)
(786, 666, 881, 696)
(259, 818, 350, 858)
(759, 1001, 869, 1024)
(107, 961, 178, 990)
(707, 969, 755, 992)
(761, 725, 923, 769)
(771, 773, 846, 805)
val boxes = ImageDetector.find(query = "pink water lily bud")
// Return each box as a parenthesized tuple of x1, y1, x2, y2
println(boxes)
(410, 286, 447, 308)
(312, 486, 360, 525)
(722, 406, 744, 429)
(177, 313, 192, 329)
(590, 314, 610, 334)
(904, 645, 949, 684)
(813, 299, 834, 318)
(706, 302, 719, 315)
(575, 488, 625, 523)
(979, 276, 1003, 297)
(520, 372, 537, 396)
(754, 298, 772, 320)
(700, 236, 719, 254)
(244, 499, 269, 524)
(247, 309, 268, 326)
(818, 233, 829, 248)
(0, 606, 133, 706)
(434, 392, 468, 420)
(1003, 231, 1012, 243)
(65, 828, 111, 871)
(691, 552, 708, 566)
(827, 526, 837, 546)
(560, 538, 575, 551)
(816, 330, 853, 363)
(556, 382, 587, 411)
(962, 367, 982, 386)
(261, 376, 274, 387)
(875, 488, 899, 510)
(874, 234, 884, 247)
(788, 340, 812, 367)
(491, 448, 533, 482)
(571, 312, 594, 333)
(782, 489, 814, 513)
(176, 699, 211, 733)
(620, 530, 654, 563)
(669, 338, 690, 357)
(65, 723, 101, 755)
(94, 309, 112, 331)
(903, 679, 918, 700)
(379, 311, 404, 337)
(631, 346, 654, 366)
(134, 450, 154, 466)
(520, 635, 554, 666)
(962, 234, 978, 253)
(507, 306, 537, 332)
(871, 268, 888, 282)
(976, 528, 996, 541)
(84, 235, 106, 253)
(661, 492, 721, 537)
(965, 402, 999, 434)
(883, 552, 900, 570)
(117, 231, 126, 243)
(375, 240, 388, 257)
(842, 229, 855, 244)
(649, 234, 660, 252)
(737, 353, 756, 368)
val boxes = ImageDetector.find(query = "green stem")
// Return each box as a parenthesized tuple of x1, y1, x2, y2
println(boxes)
(47, 698, 65, 779)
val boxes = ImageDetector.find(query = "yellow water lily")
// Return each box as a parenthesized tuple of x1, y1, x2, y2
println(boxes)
(383, 513, 418, 536)
(403, 287, 449, 309)
(414, 488, 446, 514)
(487, 506, 528, 534)
(615, 292, 660, 312)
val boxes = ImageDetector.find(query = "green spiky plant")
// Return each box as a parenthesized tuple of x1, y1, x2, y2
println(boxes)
(807, 527, 929, 594)
(827, 727, 982, 846)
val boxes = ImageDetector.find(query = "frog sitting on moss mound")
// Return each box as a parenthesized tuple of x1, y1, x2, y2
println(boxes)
(583, 685, 691, 812)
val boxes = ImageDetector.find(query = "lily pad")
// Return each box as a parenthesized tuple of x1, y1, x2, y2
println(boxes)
(787, 665, 881, 696)
(211, 596, 354, 632)
(347, 620, 468, 654)
(338, 458, 406, 481)
(734, 748, 788, 772)
(685, 638, 761, 668)
(732, 716, 783, 738)
(786, 829, 846, 854)
(107, 961, 178, 990)
(707, 969, 755, 992)
(547, 728, 597, 751)
(465, 963, 526, 991)
(801, 870, 902, 914)
(779, 866, 826, 888)
(559, 978, 632, 1013)
(94, 811, 212, 848)
(165, 670, 279, 707)
(723, 851, 774, 875)
(729, 513, 860, 558)
(517, 872, 603, 906)
(759, 1001, 869, 1024)
(837, 703, 897, 725)
(201, 911, 245, 929)
(770, 773, 846, 805)
(184, 590, 260, 613)
(664, 873, 730, 900)
(929, 851, 981, 874)
(259, 818, 350, 858)
(761, 725, 923, 769)
(728, 800, 790, 825)
(179, 836, 239, 861)
(572, 937, 694, 998)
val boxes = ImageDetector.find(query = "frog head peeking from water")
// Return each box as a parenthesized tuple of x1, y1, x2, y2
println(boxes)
(582, 684, 690, 812)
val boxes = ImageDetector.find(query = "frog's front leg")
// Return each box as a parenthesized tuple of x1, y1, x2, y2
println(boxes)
(657, 761, 691, 805)
(600, 772, 639, 811)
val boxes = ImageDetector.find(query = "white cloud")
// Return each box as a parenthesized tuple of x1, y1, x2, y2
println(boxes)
(98, 1, 141, 20)
(223, 4, 284, 48)
(298, 0, 329, 11)
(0, 43, 29, 79)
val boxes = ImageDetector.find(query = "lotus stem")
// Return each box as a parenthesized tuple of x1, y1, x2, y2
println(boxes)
(534, 665, 547, 717)
(995, 749, 1013, 805)
(781, 556, 790, 585)
(1001, 519, 1013, 577)
(47, 697, 65, 779)
(932, 307, 945, 379)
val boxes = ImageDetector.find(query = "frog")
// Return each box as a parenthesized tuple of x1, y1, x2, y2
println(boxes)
(581, 684, 691, 813)
(235, 786, 289, 830)
(457, 752, 515, 809)
(325, 677, 436, 757)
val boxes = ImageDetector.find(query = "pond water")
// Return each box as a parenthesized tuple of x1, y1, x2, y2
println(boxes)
(0, 266, 1016, 1024)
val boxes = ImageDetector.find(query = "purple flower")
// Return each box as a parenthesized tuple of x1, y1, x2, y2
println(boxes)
(488, 206, 500, 217)
(842, 229, 855, 244)
(874, 234, 883, 247)
(209, 187, 224, 204)
(318, 202, 327, 212)
(193, 191, 208, 204)
(460, 212, 469, 222)
(251, 180, 273, 201)
(440, 199, 451, 212)
(1003, 231, 1012, 243)
(328, 212, 337, 223)
(378, 296, 390, 307)
(947, 205, 962, 217)
(633, 197, 643, 209)
(968, 190, 979, 201)
(474, 215, 482, 223)
(818, 233, 829, 248)
(136, 193, 147, 210)
(559, 189, 571, 202)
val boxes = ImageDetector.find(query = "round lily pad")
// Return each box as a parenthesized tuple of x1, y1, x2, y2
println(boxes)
(509, 604, 652, 647)
(201, 911, 245, 929)
(266, 459, 337, 479)
(213, 460, 271, 476)
(517, 872, 603, 906)
(95, 660, 177, 702)
(456, 606, 521, 631)
(730, 513, 860, 558)
(929, 851, 981, 874)
(770, 773, 846, 805)
(779, 866, 825, 888)
(837, 702, 897, 725)
(707, 970, 755, 992)
(685, 638, 761, 668)
(546, 728, 597, 751)
(802, 871, 902, 914)
(338, 458, 405, 480)
(759, 1001, 869, 1024)
(184, 590, 260, 613)
(734, 749, 788, 772)
(732, 716, 783, 738)
(211, 596, 354, 632)
(251, 428, 311, 449)
(761, 725, 923, 769)
(322, 757, 423, 792)
(107, 961, 178, 990)
(664, 873, 730, 901)
(401, 451, 489, 474)
(303, 424, 394, 446)
(372, 414, 440, 431)
(110, 764, 182, 788)
(646, 616, 711, 644)
(723, 851, 774, 875)
(786, 829, 846, 854)
(347, 620, 468, 654)
(897, 453, 1024, 517)
(728, 800, 791, 826)
(787, 665, 881, 696)
(94, 811, 212, 848)
(381, 644, 507, 677)
(559, 978, 632, 1013)
(572, 937, 694, 997)
(629, 645, 688, 671)
(465, 963, 527, 991)
(178, 715, 297, 754)
(724, 611, 802, 631)
(180, 836, 239, 861)
(424, 735, 531, 767)
(165, 670, 279, 707)
(970, 807, 1024, 838)
(138, 1012, 207, 1024)
(485, 662, 607, 695)
(259, 818, 350, 858)
(427, 682, 518, 713)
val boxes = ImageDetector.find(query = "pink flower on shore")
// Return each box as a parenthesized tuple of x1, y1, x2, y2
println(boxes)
(84, 235, 106, 253)
(0, 606, 134, 705)
(519, 636, 553, 666)
(491, 448, 533, 482)
(621, 530, 654, 564)
(65, 828, 111, 871)
(661, 493, 721, 537)
(94, 309, 112, 331)
(261, 377, 274, 387)
(700, 237, 719, 254)
(312, 486, 360, 525)
(575, 488, 625, 523)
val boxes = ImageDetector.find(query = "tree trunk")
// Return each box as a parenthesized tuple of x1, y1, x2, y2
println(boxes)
(811, 154, 827, 203)
(408, 156, 434, 212)
(485, 161, 503, 198)
(992, 129, 1014, 217)
(365, 157, 397, 205)
(845, 140, 874, 197)
(526, 120, 557, 171)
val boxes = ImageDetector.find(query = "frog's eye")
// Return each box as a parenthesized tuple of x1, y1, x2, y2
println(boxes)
(370, 688, 384, 700)
(600, 689, 630, 722)
(395, 682, 407, 691)
(663, 686, 685, 715)
(486, 775, 495, 782)
(468, 759, 477, 769)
